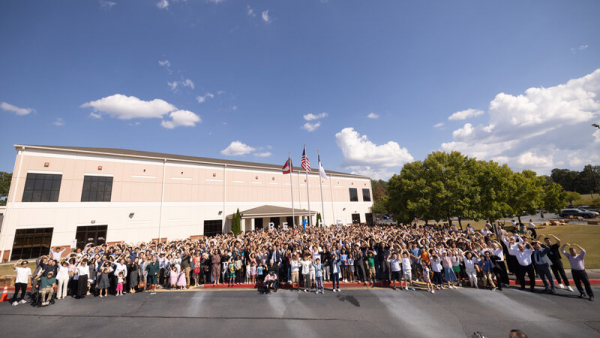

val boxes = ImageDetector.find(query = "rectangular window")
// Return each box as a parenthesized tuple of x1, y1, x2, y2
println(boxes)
(362, 188, 371, 202)
(351, 213, 361, 224)
(11, 227, 54, 260)
(204, 220, 223, 237)
(349, 188, 358, 202)
(81, 176, 113, 202)
(22, 173, 62, 202)
(75, 225, 108, 249)
(254, 218, 263, 230)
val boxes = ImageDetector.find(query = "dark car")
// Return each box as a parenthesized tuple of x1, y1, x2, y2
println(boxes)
(559, 208, 597, 219)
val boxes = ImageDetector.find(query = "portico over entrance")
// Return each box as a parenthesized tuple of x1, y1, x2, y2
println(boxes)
(228, 205, 317, 231)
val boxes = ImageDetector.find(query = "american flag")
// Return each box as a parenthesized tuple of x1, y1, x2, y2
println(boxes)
(301, 146, 311, 172)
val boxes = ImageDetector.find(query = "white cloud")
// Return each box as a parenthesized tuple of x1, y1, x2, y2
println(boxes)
(208, 0, 225, 3)
(158, 60, 170, 68)
(579, 45, 589, 51)
(441, 69, 600, 173)
(161, 110, 201, 129)
(53, 118, 65, 126)
(182, 79, 194, 89)
(99, 0, 116, 9)
(168, 81, 178, 91)
(335, 127, 413, 180)
(1, 102, 35, 115)
(254, 152, 272, 158)
(367, 112, 379, 119)
(157, 0, 168, 9)
(448, 108, 484, 121)
(303, 112, 328, 121)
(262, 10, 271, 23)
(221, 141, 256, 156)
(89, 112, 102, 119)
(434, 122, 444, 128)
(81, 94, 177, 120)
(247, 5, 256, 17)
(196, 92, 214, 103)
(302, 122, 321, 132)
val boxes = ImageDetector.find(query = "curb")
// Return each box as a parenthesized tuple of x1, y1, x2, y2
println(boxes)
(4, 279, 600, 292)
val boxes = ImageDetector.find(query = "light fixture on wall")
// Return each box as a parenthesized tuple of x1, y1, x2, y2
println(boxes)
(213, 173, 216, 177)
(343, 208, 346, 211)
(218, 211, 222, 215)
(98, 166, 102, 170)
(44, 162, 49, 167)
(129, 213, 135, 219)
(91, 220, 96, 224)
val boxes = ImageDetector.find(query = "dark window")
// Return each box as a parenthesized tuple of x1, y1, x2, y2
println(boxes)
(204, 220, 223, 237)
(22, 174, 62, 202)
(11, 228, 54, 260)
(254, 218, 263, 230)
(286, 216, 294, 228)
(75, 225, 108, 249)
(349, 188, 358, 202)
(270, 217, 280, 229)
(81, 176, 113, 202)
(351, 213, 361, 224)
(362, 188, 371, 202)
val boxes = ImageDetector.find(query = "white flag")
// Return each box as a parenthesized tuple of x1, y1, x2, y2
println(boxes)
(318, 154, 328, 179)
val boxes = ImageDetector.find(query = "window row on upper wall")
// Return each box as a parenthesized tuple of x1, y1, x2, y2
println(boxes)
(22, 173, 113, 202)
(349, 188, 371, 202)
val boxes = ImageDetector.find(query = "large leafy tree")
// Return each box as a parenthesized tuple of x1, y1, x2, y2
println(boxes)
(508, 170, 545, 224)
(474, 160, 513, 222)
(543, 183, 569, 214)
(0, 172, 12, 206)
(370, 195, 389, 215)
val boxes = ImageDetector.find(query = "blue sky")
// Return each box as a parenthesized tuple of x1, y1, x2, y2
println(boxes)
(1, 0, 599, 179)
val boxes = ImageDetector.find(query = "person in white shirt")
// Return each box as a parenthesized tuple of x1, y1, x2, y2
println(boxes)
(462, 252, 478, 289)
(401, 251, 415, 291)
(56, 261, 70, 299)
(388, 253, 401, 290)
(290, 255, 301, 291)
(301, 255, 312, 293)
(75, 259, 90, 299)
(506, 239, 536, 292)
(11, 260, 32, 306)
(528, 219, 537, 238)
(51, 247, 66, 261)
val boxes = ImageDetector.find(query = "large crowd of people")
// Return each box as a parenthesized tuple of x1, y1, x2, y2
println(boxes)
(8, 221, 594, 307)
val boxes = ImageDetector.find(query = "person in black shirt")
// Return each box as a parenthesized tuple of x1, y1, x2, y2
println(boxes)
(542, 234, 573, 292)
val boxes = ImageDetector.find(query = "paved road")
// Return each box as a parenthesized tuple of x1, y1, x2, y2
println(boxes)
(1, 287, 598, 338)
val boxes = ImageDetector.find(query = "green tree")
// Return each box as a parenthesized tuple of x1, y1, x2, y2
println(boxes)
(508, 170, 545, 224)
(231, 208, 243, 235)
(0, 172, 12, 206)
(474, 160, 513, 223)
(543, 183, 569, 214)
(370, 195, 389, 215)
(566, 191, 582, 204)
(316, 212, 322, 227)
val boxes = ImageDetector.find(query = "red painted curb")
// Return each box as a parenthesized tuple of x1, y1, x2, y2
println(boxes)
(3, 279, 599, 292)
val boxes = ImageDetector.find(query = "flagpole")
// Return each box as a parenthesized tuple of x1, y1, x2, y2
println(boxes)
(289, 151, 295, 228)
(318, 149, 325, 227)
(305, 143, 312, 227)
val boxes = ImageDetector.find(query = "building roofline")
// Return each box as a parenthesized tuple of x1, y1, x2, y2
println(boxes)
(14, 144, 371, 179)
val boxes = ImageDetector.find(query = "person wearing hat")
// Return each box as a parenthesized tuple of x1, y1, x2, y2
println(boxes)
(39, 270, 56, 306)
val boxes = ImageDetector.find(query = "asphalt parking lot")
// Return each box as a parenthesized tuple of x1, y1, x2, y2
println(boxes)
(0, 286, 598, 338)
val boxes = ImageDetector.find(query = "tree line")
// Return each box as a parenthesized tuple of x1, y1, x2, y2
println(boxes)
(550, 165, 600, 196)
(371, 151, 571, 228)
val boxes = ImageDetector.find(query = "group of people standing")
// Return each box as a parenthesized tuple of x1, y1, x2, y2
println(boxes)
(8, 222, 594, 307)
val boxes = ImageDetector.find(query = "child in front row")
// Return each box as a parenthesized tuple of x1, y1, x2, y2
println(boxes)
(401, 251, 415, 291)
(421, 261, 434, 293)
(116, 271, 125, 296)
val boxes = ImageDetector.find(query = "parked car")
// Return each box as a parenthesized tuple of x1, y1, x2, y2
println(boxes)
(559, 208, 597, 219)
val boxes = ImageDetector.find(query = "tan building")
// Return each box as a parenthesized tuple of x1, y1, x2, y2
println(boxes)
(0, 145, 373, 262)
